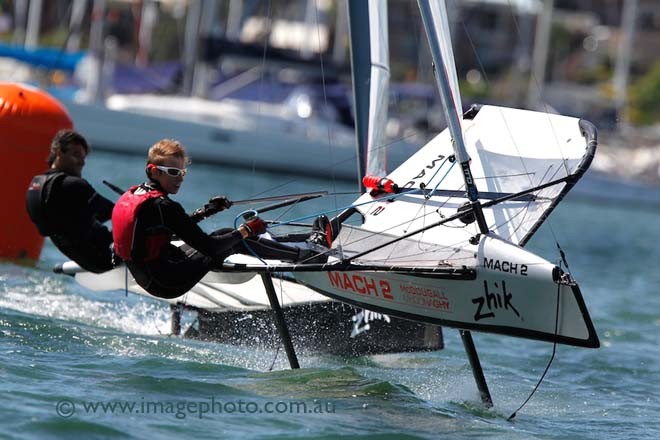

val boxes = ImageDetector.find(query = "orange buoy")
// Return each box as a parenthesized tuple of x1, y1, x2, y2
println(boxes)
(0, 83, 73, 261)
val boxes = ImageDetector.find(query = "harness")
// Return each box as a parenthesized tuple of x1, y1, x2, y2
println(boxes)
(25, 171, 67, 236)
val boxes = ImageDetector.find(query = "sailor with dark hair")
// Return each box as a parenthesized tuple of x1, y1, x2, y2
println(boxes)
(112, 138, 325, 300)
(26, 129, 115, 273)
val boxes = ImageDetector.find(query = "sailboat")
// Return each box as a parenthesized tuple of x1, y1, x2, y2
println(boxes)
(56, 0, 598, 405)
(292, 0, 599, 347)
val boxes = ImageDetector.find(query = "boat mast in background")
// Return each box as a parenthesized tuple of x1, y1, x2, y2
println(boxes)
(613, 0, 638, 126)
(527, 0, 554, 110)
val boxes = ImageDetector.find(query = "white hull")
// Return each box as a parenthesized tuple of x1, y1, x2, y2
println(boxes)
(72, 262, 330, 313)
(294, 234, 599, 348)
(63, 259, 444, 355)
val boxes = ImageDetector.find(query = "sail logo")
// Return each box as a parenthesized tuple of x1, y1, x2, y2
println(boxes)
(401, 154, 446, 189)
(461, 163, 474, 185)
(327, 273, 394, 301)
(471, 280, 521, 322)
(483, 258, 528, 276)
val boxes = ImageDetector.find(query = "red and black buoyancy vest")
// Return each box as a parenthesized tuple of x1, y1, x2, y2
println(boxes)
(112, 185, 170, 262)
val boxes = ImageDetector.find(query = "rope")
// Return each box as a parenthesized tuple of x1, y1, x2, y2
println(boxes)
(428, 158, 456, 198)
(266, 187, 420, 229)
(458, 4, 575, 255)
(507, 261, 562, 421)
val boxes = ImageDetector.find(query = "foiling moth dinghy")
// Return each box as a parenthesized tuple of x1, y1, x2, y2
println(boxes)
(276, 0, 601, 407)
(55, 0, 599, 410)
(294, 0, 599, 407)
(233, 103, 601, 406)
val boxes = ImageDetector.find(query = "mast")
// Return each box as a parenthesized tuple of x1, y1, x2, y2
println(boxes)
(12, 0, 28, 46)
(86, 0, 107, 104)
(347, 0, 390, 188)
(416, 0, 488, 234)
(416, 0, 492, 408)
(67, 0, 88, 52)
(24, 0, 43, 50)
(613, 0, 638, 125)
(527, 0, 553, 110)
(182, 0, 203, 96)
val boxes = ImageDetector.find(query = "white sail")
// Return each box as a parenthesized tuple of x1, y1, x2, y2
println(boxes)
(350, 105, 596, 251)
(348, 0, 390, 180)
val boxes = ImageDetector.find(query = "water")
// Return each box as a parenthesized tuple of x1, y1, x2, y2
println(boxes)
(2, 151, 660, 439)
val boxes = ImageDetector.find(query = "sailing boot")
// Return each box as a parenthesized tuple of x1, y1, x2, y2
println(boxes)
(308, 214, 333, 247)
(298, 215, 334, 264)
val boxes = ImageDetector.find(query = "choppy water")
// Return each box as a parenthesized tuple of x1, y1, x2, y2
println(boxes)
(2, 151, 660, 439)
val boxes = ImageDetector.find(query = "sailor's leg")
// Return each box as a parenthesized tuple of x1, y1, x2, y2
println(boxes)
(211, 228, 326, 262)
(238, 236, 303, 261)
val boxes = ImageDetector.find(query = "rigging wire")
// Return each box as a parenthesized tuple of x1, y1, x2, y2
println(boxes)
(459, 17, 540, 197)
(247, 178, 314, 200)
(312, 0, 341, 221)
(257, 0, 273, 125)
(428, 158, 456, 197)
(333, 176, 573, 265)
(244, 0, 275, 200)
(490, 2, 578, 403)
(458, 5, 571, 247)
(507, 1, 571, 176)
(507, 262, 562, 421)
(238, 2, 579, 266)
(502, 0, 576, 251)
(475, 172, 536, 180)
(399, 157, 452, 238)
(257, 164, 566, 267)
(460, 5, 542, 188)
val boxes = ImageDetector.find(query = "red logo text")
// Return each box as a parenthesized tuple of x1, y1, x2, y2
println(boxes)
(327, 273, 393, 301)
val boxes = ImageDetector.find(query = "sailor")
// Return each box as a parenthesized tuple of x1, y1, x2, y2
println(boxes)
(26, 130, 115, 273)
(111, 139, 324, 299)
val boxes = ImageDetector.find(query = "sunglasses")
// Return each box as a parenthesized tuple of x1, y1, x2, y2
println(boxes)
(156, 165, 187, 177)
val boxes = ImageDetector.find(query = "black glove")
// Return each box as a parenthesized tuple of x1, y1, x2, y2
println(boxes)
(241, 216, 267, 237)
(190, 196, 232, 222)
(206, 196, 232, 212)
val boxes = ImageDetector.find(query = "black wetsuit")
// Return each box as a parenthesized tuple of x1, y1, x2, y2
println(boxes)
(126, 183, 301, 299)
(26, 170, 114, 273)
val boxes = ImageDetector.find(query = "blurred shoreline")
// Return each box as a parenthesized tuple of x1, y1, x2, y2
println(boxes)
(594, 127, 660, 186)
